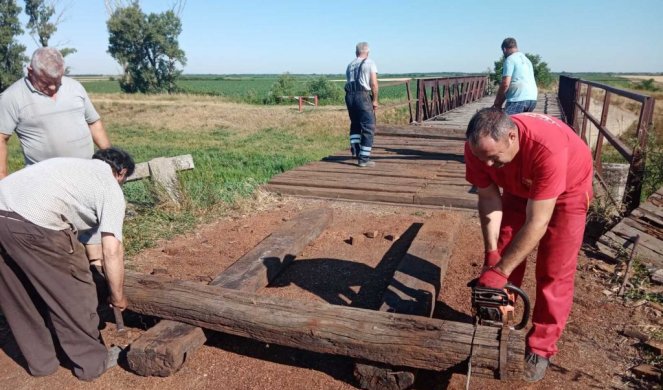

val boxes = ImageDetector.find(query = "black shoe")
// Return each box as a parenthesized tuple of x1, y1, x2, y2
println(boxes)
(358, 160, 375, 167)
(523, 350, 549, 382)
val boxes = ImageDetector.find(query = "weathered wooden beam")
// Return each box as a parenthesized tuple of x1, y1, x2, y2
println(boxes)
(126, 154, 194, 182)
(355, 214, 460, 390)
(126, 154, 195, 204)
(123, 272, 525, 380)
(126, 208, 333, 376)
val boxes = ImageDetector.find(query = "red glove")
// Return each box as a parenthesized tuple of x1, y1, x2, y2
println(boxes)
(478, 267, 508, 289)
(484, 250, 501, 268)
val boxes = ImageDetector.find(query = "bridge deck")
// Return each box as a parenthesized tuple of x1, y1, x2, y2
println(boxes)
(265, 93, 562, 209)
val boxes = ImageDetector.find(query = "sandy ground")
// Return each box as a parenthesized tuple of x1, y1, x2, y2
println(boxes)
(1, 196, 661, 390)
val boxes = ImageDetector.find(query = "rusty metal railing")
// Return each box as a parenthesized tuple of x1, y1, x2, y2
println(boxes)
(415, 76, 489, 122)
(558, 75, 655, 213)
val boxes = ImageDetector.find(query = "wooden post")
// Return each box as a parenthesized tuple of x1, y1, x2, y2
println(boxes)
(126, 208, 333, 376)
(121, 271, 526, 380)
(126, 154, 195, 205)
(354, 214, 460, 390)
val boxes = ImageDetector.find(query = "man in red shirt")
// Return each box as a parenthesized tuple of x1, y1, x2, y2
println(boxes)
(464, 108, 593, 382)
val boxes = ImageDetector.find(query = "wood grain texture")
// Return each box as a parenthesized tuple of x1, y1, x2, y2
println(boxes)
(126, 208, 333, 376)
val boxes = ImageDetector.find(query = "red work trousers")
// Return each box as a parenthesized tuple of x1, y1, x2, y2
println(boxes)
(497, 189, 591, 358)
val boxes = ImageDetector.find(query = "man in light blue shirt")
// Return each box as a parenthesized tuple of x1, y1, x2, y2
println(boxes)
(493, 37, 538, 115)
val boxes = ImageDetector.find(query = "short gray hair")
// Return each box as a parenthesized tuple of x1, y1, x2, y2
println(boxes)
(466, 108, 516, 145)
(30, 47, 65, 79)
(355, 42, 370, 55)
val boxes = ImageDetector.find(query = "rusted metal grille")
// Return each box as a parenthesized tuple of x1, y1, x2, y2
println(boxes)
(558, 75, 656, 213)
(415, 76, 489, 122)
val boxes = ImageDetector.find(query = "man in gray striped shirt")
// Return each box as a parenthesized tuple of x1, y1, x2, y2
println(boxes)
(0, 47, 111, 178)
(0, 148, 134, 381)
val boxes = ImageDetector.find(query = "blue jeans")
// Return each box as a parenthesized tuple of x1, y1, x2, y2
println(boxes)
(345, 91, 375, 163)
(505, 100, 537, 115)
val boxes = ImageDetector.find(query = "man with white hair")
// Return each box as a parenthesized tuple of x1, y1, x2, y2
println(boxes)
(345, 41, 378, 167)
(0, 47, 111, 178)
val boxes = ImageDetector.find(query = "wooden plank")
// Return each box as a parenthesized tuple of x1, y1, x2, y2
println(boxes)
(276, 170, 464, 185)
(292, 165, 439, 180)
(376, 125, 466, 140)
(638, 202, 663, 220)
(265, 184, 415, 204)
(355, 215, 460, 389)
(268, 177, 419, 194)
(126, 209, 333, 376)
(597, 232, 662, 269)
(321, 156, 456, 165)
(126, 154, 194, 182)
(122, 271, 526, 380)
(274, 171, 431, 187)
(611, 222, 663, 253)
(414, 185, 477, 209)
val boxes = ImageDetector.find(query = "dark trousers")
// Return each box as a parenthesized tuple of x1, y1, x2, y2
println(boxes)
(0, 211, 107, 380)
(345, 90, 375, 163)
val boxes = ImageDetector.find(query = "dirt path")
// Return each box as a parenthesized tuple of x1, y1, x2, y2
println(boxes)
(0, 196, 659, 389)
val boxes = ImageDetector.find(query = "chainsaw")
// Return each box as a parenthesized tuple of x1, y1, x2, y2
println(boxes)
(466, 281, 531, 388)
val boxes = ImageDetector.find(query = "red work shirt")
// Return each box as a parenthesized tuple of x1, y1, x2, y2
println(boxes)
(465, 113, 593, 200)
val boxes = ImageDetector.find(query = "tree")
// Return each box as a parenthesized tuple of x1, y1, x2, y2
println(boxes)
(266, 72, 296, 103)
(491, 53, 554, 89)
(0, 0, 28, 91)
(107, 2, 186, 93)
(24, 0, 77, 61)
(306, 76, 342, 102)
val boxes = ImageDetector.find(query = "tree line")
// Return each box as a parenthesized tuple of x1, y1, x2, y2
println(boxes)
(0, 0, 186, 93)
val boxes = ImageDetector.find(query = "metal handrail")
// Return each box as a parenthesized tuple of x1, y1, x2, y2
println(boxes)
(558, 75, 655, 212)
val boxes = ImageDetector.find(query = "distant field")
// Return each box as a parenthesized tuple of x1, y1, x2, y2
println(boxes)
(622, 75, 663, 83)
(77, 74, 462, 104)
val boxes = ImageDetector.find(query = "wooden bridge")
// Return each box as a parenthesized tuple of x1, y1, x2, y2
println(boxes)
(265, 93, 563, 209)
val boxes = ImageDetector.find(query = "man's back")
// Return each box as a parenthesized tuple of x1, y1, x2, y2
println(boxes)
(503, 52, 538, 102)
(0, 76, 100, 165)
(0, 157, 125, 240)
(346, 57, 377, 92)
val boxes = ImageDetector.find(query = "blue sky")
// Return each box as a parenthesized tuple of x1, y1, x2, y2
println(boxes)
(15, 0, 663, 75)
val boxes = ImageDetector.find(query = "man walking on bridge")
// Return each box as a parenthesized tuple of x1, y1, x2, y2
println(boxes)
(492, 38, 538, 115)
(464, 108, 593, 382)
(345, 42, 378, 167)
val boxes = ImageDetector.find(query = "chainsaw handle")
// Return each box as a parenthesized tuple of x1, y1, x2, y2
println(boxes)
(504, 283, 530, 330)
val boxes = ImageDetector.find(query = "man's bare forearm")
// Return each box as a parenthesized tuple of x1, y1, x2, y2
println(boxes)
(101, 235, 126, 308)
(496, 220, 548, 274)
(0, 136, 9, 179)
(493, 78, 510, 108)
(478, 186, 503, 251)
(89, 120, 111, 149)
(495, 198, 556, 275)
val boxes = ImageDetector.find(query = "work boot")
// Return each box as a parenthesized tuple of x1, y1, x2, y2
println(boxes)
(358, 160, 375, 167)
(523, 350, 549, 382)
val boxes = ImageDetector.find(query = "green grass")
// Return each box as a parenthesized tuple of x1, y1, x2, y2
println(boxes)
(4, 116, 347, 256)
(109, 124, 344, 255)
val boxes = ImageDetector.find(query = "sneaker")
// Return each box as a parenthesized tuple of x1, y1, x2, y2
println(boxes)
(523, 350, 549, 382)
(358, 160, 375, 167)
(105, 346, 122, 370)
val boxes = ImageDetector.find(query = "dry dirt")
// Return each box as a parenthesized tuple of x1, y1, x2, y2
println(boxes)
(1, 195, 661, 390)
